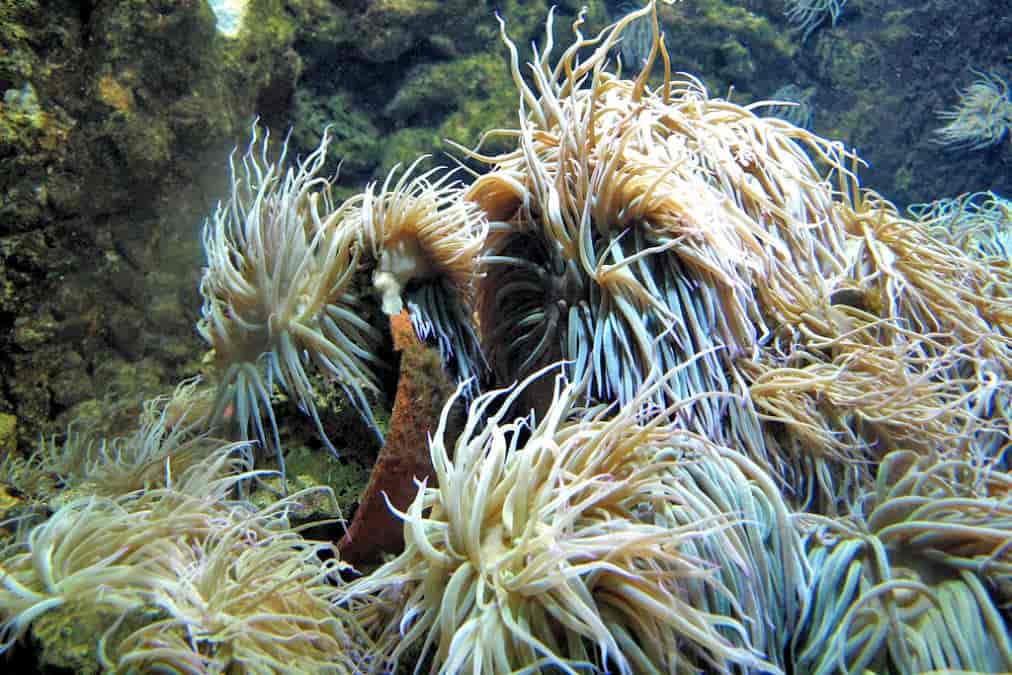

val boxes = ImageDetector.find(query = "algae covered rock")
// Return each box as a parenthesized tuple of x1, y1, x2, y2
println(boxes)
(0, 413, 15, 457)
(288, 0, 605, 187)
(292, 89, 382, 180)
(789, 0, 1011, 205)
(656, 0, 797, 98)
(0, 0, 78, 237)
(385, 54, 520, 153)
(0, 0, 304, 448)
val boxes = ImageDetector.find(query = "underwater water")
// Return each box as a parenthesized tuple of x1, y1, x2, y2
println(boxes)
(0, 0, 1009, 672)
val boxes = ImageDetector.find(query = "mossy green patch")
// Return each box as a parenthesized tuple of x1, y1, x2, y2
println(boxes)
(660, 0, 796, 98)
(892, 163, 916, 197)
(377, 128, 441, 178)
(289, 0, 600, 187)
(294, 89, 382, 179)
(0, 413, 16, 456)
(382, 53, 519, 157)
(283, 444, 371, 509)
(32, 601, 166, 675)
(227, 0, 300, 114)
(881, 10, 915, 44)
(815, 34, 878, 92)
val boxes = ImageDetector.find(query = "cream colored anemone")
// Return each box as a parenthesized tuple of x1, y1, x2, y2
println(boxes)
(784, 0, 847, 42)
(341, 158, 488, 386)
(644, 426, 809, 671)
(934, 70, 1012, 151)
(912, 191, 1012, 270)
(31, 378, 231, 500)
(839, 189, 1012, 351)
(792, 450, 1012, 674)
(342, 366, 807, 674)
(726, 166, 1010, 512)
(0, 446, 362, 673)
(459, 1, 857, 440)
(457, 0, 1009, 514)
(198, 124, 385, 466)
(744, 333, 1006, 513)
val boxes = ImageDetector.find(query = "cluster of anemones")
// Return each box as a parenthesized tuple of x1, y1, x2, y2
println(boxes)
(341, 368, 808, 673)
(335, 3, 1010, 672)
(0, 441, 364, 673)
(196, 129, 488, 477)
(2, 1, 1010, 673)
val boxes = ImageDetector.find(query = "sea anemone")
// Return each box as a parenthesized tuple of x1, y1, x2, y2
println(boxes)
(744, 334, 1006, 512)
(934, 69, 1012, 151)
(0, 446, 362, 673)
(911, 190, 1012, 267)
(29, 378, 231, 501)
(604, 0, 656, 70)
(342, 367, 807, 673)
(792, 449, 1012, 673)
(198, 123, 387, 470)
(765, 83, 816, 130)
(839, 189, 1011, 347)
(463, 2, 855, 446)
(342, 158, 488, 390)
(784, 0, 848, 42)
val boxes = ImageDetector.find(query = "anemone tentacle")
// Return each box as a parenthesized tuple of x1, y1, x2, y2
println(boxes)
(345, 159, 489, 391)
(198, 124, 387, 467)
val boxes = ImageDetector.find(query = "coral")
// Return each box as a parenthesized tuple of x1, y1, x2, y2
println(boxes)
(839, 190, 1011, 344)
(742, 180, 1011, 509)
(934, 70, 1012, 150)
(459, 0, 1010, 520)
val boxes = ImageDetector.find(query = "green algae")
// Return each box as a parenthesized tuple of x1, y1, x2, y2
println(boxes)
(658, 0, 796, 99)
(390, 53, 523, 159)
(0, 413, 15, 456)
(255, 443, 371, 518)
(289, 1, 603, 187)
(293, 89, 382, 180)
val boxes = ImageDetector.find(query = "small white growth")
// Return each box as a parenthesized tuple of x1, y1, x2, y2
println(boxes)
(209, 0, 248, 38)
